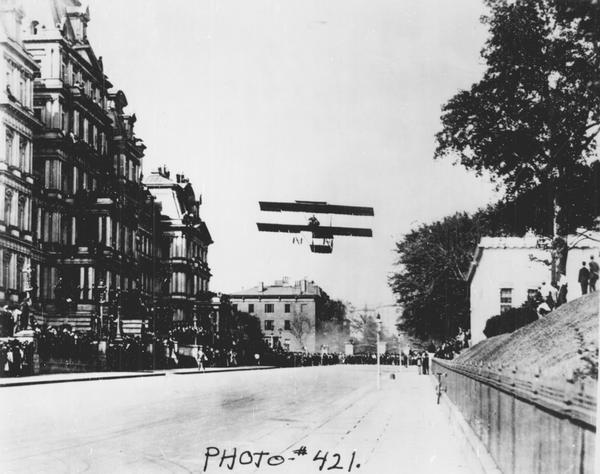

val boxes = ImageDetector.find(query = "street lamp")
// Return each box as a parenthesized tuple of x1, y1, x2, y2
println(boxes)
(193, 306, 199, 347)
(93, 279, 107, 339)
(376, 313, 382, 390)
(113, 287, 123, 341)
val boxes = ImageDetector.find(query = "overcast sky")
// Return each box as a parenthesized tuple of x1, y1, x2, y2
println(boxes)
(85, 0, 498, 308)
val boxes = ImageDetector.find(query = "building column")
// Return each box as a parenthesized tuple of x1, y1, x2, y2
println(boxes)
(88, 267, 94, 300)
(79, 266, 85, 301)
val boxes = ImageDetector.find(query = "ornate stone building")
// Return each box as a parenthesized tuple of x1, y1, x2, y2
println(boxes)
(0, 0, 216, 337)
(144, 168, 213, 328)
(22, 0, 113, 329)
(17, 0, 164, 334)
(0, 2, 40, 309)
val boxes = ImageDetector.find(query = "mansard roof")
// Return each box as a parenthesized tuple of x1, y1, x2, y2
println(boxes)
(23, 0, 112, 87)
(144, 170, 212, 244)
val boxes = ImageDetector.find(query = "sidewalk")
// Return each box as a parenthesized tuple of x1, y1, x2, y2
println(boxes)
(171, 365, 275, 375)
(263, 366, 488, 474)
(0, 365, 276, 388)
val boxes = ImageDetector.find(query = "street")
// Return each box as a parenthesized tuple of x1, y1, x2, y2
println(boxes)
(1, 366, 483, 474)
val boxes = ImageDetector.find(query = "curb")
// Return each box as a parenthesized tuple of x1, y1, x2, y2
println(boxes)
(0, 372, 165, 388)
(0, 365, 280, 388)
(173, 366, 277, 375)
(430, 376, 502, 474)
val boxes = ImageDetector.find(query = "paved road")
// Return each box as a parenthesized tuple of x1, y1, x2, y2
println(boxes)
(0, 366, 483, 474)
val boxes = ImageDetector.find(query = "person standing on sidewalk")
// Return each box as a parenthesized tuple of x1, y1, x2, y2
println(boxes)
(421, 351, 429, 375)
(196, 345, 207, 372)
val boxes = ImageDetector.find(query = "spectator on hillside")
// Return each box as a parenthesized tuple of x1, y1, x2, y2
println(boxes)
(557, 273, 568, 307)
(589, 256, 599, 292)
(456, 327, 466, 348)
(540, 282, 556, 310)
(579, 262, 590, 296)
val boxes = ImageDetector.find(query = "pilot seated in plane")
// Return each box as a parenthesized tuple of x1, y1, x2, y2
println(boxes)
(308, 215, 320, 229)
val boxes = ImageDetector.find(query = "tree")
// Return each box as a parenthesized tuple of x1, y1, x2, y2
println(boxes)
(435, 0, 600, 281)
(318, 297, 347, 324)
(389, 212, 493, 340)
(229, 311, 267, 362)
(350, 313, 380, 352)
(390, 163, 600, 341)
(289, 313, 313, 350)
(555, 0, 600, 45)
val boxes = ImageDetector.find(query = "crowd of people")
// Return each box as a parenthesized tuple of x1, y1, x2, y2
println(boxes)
(534, 255, 599, 318)
(168, 322, 211, 346)
(1, 309, 477, 376)
(343, 353, 400, 365)
(431, 327, 470, 360)
(0, 338, 35, 376)
(534, 280, 567, 317)
(0, 297, 36, 336)
(399, 350, 431, 374)
(36, 325, 98, 361)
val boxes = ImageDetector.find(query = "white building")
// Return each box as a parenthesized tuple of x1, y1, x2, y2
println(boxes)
(468, 231, 600, 345)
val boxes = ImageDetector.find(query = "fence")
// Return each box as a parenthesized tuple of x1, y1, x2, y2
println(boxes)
(432, 358, 596, 474)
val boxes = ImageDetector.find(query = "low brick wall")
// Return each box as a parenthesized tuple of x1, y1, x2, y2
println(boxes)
(37, 357, 104, 374)
(432, 358, 596, 473)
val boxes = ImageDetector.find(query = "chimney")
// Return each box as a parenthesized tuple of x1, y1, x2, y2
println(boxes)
(162, 165, 170, 179)
(259, 282, 264, 292)
(66, 6, 90, 42)
(301, 280, 307, 294)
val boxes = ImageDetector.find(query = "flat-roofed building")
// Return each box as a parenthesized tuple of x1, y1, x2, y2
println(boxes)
(229, 278, 324, 352)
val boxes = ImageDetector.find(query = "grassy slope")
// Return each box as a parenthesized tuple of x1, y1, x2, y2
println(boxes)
(456, 292, 599, 380)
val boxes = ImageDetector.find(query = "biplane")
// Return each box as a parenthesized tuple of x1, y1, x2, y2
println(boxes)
(257, 200, 374, 253)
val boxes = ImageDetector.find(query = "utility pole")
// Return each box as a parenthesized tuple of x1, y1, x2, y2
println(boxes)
(376, 313, 382, 390)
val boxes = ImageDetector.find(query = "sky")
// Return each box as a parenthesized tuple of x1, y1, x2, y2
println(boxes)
(84, 0, 499, 308)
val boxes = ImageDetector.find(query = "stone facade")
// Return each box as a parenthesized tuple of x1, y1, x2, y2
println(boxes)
(0, 1, 215, 337)
(229, 279, 323, 352)
(144, 167, 213, 327)
(0, 1, 40, 309)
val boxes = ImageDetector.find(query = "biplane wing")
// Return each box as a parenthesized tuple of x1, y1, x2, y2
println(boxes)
(313, 226, 373, 238)
(259, 201, 374, 216)
(256, 223, 310, 234)
(257, 223, 372, 237)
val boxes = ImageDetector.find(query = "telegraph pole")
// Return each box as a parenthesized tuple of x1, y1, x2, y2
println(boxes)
(376, 313, 382, 390)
